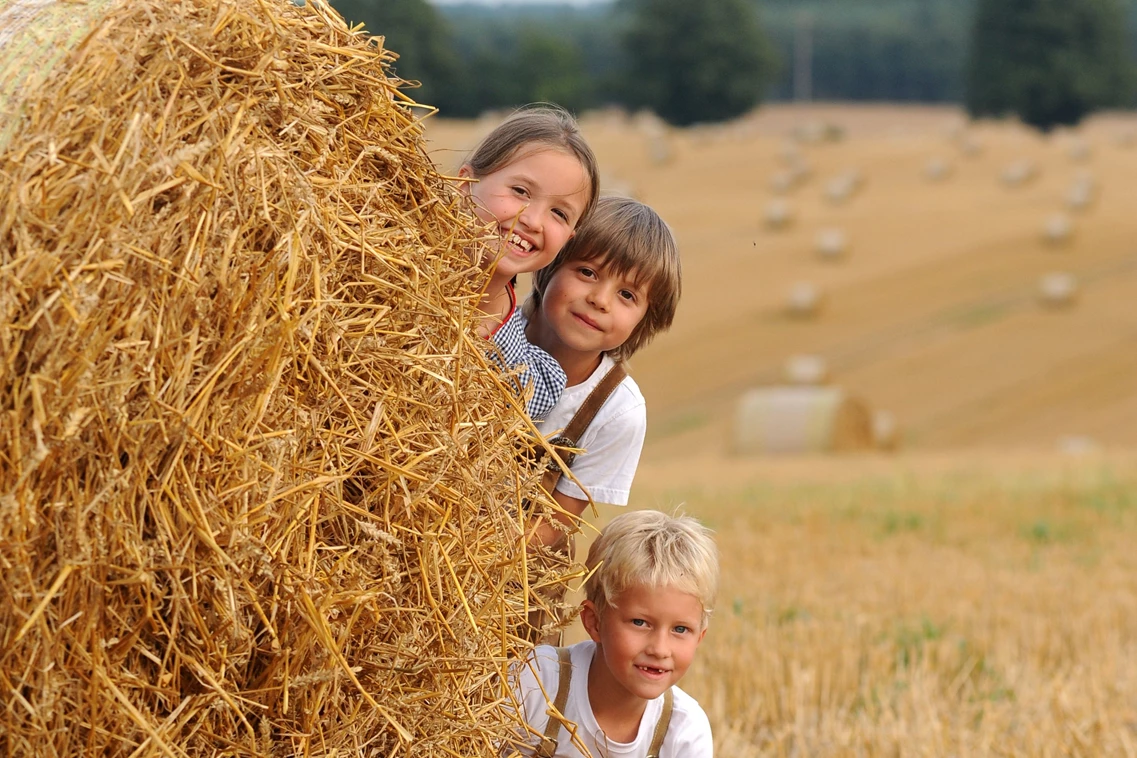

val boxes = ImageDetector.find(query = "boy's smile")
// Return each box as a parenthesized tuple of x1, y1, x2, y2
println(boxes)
(529, 258, 649, 384)
(583, 583, 706, 716)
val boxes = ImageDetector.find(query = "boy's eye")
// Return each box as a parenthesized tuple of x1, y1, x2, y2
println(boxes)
(673, 625, 690, 635)
(631, 618, 646, 627)
(578, 266, 596, 278)
(511, 185, 530, 197)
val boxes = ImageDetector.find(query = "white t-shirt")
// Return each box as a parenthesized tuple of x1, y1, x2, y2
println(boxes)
(535, 355, 646, 506)
(510, 641, 713, 758)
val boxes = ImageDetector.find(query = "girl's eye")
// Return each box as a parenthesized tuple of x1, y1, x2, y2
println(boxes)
(553, 208, 569, 222)
(619, 289, 636, 302)
(578, 266, 596, 278)
(631, 618, 646, 627)
(511, 185, 530, 197)
(673, 625, 690, 635)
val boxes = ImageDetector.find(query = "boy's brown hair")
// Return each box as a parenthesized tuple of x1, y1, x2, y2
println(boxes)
(526, 196, 681, 363)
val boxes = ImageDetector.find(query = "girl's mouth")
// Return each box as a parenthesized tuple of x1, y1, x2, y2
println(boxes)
(505, 231, 533, 253)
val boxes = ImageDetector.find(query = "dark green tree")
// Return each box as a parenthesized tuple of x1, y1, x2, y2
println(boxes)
(965, 0, 1134, 130)
(616, 0, 775, 126)
(330, 0, 467, 114)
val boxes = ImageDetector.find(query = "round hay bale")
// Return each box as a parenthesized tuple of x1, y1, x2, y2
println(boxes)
(785, 281, 823, 319)
(732, 386, 874, 455)
(958, 134, 983, 157)
(871, 409, 900, 451)
(1001, 159, 1037, 187)
(783, 354, 830, 385)
(815, 227, 848, 262)
(764, 198, 793, 230)
(1067, 137, 1091, 162)
(924, 157, 953, 182)
(769, 169, 797, 194)
(824, 170, 862, 204)
(1065, 174, 1096, 211)
(1043, 213, 1073, 245)
(1038, 272, 1078, 308)
(0, 1, 556, 754)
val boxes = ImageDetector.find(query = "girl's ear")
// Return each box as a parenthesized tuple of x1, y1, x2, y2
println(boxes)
(457, 164, 474, 195)
(580, 600, 603, 644)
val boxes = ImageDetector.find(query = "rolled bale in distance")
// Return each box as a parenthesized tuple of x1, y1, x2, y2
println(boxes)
(1043, 212, 1073, 245)
(1038, 272, 1079, 309)
(732, 386, 874, 455)
(784, 282, 823, 319)
(816, 227, 849, 262)
(0, 0, 562, 755)
(764, 198, 793, 230)
(783, 354, 830, 385)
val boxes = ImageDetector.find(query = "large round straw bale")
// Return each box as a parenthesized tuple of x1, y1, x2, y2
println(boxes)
(1038, 272, 1078, 308)
(732, 386, 874, 454)
(0, 1, 557, 754)
(783, 354, 830, 385)
(785, 281, 823, 319)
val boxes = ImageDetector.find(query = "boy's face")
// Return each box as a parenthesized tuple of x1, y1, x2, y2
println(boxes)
(582, 583, 706, 705)
(537, 257, 648, 359)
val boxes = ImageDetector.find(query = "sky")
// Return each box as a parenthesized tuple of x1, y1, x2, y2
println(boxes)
(429, 0, 607, 5)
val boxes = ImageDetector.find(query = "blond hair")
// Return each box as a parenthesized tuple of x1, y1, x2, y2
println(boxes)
(462, 103, 600, 224)
(526, 196, 681, 362)
(584, 510, 718, 629)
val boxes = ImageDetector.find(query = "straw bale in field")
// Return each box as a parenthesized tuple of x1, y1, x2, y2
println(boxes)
(785, 282, 823, 319)
(764, 198, 793, 230)
(783, 354, 830, 386)
(0, 0, 568, 755)
(1043, 213, 1073, 245)
(924, 157, 952, 182)
(816, 227, 848, 262)
(732, 386, 874, 455)
(1001, 159, 1038, 187)
(1038, 272, 1079, 308)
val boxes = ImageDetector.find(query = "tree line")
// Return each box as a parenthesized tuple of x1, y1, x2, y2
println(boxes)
(329, 0, 1137, 131)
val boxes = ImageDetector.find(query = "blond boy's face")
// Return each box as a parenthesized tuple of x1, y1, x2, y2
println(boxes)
(537, 257, 648, 361)
(582, 583, 706, 706)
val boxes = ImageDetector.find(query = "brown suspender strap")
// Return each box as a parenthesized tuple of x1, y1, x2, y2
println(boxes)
(646, 687, 674, 758)
(539, 362, 629, 496)
(536, 647, 573, 758)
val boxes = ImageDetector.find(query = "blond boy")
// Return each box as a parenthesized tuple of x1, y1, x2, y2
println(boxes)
(511, 509, 719, 757)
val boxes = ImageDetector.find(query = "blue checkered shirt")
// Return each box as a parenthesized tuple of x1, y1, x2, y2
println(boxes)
(491, 308, 565, 421)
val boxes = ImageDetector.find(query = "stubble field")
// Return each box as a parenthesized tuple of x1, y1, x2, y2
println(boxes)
(425, 104, 1137, 754)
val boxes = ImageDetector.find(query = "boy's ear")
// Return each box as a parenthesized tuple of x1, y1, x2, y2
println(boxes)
(580, 600, 603, 644)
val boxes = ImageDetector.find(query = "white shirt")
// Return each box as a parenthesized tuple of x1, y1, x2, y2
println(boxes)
(511, 641, 713, 758)
(536, 355, 646, 506)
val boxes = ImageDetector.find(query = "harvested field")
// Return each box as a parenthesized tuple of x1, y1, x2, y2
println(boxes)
(426, 104, 1137, 755)
(426, 104, 1137, 458)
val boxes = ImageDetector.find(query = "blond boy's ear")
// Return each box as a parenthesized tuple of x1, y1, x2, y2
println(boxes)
(580, 600, 603, 644)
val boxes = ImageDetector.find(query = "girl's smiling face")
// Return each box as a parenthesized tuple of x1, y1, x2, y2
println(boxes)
(460, 147, 590, 282)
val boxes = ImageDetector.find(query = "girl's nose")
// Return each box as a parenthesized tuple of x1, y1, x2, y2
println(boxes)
(518, 201, 540, 231)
